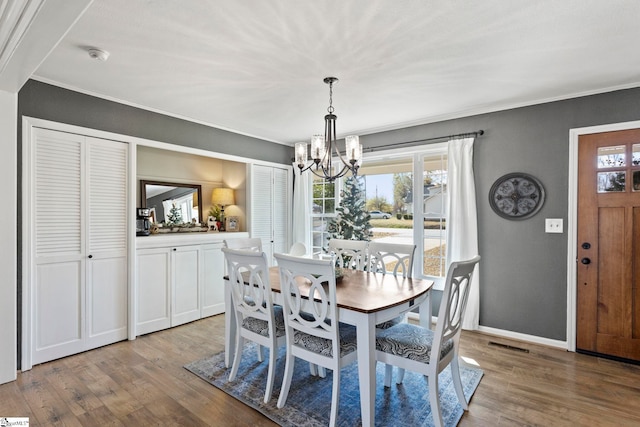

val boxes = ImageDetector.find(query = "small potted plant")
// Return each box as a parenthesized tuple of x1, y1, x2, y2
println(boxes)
(208, 205, 222, 231)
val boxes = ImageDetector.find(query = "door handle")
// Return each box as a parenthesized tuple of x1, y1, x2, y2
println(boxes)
(88, 254, 93, 259)
(581, 257, 591, 265)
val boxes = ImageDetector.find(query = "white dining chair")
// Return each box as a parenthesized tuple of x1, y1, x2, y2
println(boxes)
(367, 241, 417, 330)
(327, 238, 367, 270)
(222, 247, 284, 403)
(224, 237, 262, 251)
(367, 241, 416, 278)
(274, 253, 358, 427)
(375, 255, 480, 427)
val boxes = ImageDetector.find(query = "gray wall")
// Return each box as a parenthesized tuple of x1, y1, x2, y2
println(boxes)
(362, 87, 640, 340)
(18, 79, 640, 342)
(18, 79, 291, 164)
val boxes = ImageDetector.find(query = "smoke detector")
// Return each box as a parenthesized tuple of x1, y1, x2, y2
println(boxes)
(87, 48, 110, 61)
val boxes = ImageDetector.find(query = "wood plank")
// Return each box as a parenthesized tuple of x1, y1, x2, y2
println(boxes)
(3, 315, 640, 426)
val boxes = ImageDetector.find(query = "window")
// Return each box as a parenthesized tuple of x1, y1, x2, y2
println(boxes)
(420, 152, 448, 281)
(309, 143, 449, 287)
(311, 175, 336, 254)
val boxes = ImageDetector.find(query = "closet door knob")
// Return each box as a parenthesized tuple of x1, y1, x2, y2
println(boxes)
(88, 255, 93, 259)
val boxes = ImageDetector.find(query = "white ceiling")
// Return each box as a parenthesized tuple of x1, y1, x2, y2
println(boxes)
(31, 0, 640, 145)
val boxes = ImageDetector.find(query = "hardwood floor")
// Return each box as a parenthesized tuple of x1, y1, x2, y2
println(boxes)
(3, 315, 640, 426)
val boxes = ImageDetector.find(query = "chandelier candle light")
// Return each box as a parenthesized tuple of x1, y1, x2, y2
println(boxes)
(295, 77, 363, 182)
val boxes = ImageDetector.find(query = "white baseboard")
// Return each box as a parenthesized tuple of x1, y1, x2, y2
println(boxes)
(475, 325, 567, 349)
(407, 313, 568, 350)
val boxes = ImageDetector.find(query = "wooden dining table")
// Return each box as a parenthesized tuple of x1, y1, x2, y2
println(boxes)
(224, 266, 434, 427)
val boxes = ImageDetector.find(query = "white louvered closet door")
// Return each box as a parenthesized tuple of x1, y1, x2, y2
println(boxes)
(33, 129, 85, 364)
(86, 137, 128, 348)
(250, 164, 290, 265)
(31, 129, 128, 365)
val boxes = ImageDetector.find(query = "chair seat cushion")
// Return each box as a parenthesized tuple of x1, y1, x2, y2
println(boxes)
(242, 305, 286, 338)
(376, 315, 404, 329)
(293, 323, 357, 357)
(375, 323, 454, 363)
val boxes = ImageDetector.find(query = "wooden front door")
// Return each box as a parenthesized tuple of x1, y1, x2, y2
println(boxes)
(576, 129, 640, 362)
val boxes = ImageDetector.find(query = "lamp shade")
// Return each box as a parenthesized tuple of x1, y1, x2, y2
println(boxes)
(211, 187, 235, 206)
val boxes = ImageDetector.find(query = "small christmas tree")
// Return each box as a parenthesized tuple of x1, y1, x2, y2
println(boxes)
(327, 175, 372, 241)
(167, 202, 183, 226)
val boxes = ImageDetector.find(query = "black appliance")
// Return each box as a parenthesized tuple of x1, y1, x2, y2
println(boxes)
(136, 208, 151, 236)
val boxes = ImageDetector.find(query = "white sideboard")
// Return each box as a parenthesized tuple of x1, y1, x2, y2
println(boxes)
(135, 232, 249, 335)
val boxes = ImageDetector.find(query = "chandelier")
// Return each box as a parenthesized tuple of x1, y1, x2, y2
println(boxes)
(294, 77, 363, 182)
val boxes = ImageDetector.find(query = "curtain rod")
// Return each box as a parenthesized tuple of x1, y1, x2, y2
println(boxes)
(363, 129, 484, 153)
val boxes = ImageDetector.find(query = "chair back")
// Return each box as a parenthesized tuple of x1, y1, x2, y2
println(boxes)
(433, 256, 480, 355)
(222, 247, 274, 329)
(224, 237, 262, 252)
(367, 241, 416, 277)
(288, 242, 307, 257)
(327, 238, 367, 270)
(274, 253, 340, 353)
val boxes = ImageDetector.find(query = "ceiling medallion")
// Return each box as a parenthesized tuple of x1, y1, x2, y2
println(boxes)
(489, 172, 545, 220)
(294, 77, 363, 182)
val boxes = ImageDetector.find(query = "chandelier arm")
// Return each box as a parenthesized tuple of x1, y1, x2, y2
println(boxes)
(297, 161, 319, 174)
(308, 166, 331, 180)
(305, 161, 353, 182)
(333, 144, 357, 169)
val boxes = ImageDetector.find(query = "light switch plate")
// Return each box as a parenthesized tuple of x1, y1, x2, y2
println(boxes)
(545, 218, 563, 233)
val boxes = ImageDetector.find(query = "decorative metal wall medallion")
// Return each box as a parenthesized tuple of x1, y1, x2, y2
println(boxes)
(489, 173, 545, 220)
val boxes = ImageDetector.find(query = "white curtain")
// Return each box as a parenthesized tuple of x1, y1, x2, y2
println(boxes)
(446, 137, 480, 330)
(291, 165, 311, 255)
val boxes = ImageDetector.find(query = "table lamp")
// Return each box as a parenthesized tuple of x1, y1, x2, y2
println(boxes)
(211, 187, 235, 231)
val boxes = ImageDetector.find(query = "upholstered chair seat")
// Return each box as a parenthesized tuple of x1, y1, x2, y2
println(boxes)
(375, 322, 454, 363)
(242, 305, 286, 338)
(293, 324, 357, 358)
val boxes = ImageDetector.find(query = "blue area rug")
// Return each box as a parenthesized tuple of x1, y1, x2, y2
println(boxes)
(185, 343, 483, 426)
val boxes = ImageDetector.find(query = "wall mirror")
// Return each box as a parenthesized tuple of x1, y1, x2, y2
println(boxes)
(140, 180, 203, 224)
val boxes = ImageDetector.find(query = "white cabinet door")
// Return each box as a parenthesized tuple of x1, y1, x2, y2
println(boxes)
(32, 129, 85, 365)
(86, 138, 128, 347)
(251, 164, 290, 264)
(201, 242, 225, 317)
(34, 260, 84, 365)
(136, 248, 171, 335)
(171, 245, 200, 326)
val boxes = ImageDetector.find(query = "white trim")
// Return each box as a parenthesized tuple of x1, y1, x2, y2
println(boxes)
(0, 90, 17, 384)
(21, 116, 34, 371)
(407, 312, 567, 349)
(477, 325, 567, 350)
(127, 142, 137, 340)
(566, 119, 640, 353)
(363, 142, 448, 161)
(32, 78, 640, 147)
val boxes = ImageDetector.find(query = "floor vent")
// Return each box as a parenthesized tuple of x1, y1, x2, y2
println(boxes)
(488, 341, 530, 353)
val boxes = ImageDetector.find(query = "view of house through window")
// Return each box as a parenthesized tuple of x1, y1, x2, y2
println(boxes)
(310, 145, 448, 284)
